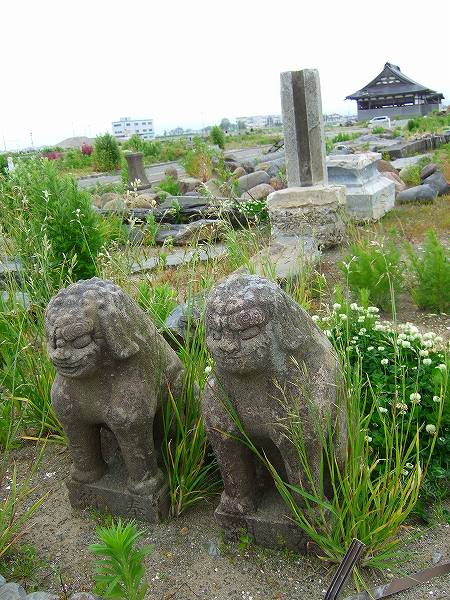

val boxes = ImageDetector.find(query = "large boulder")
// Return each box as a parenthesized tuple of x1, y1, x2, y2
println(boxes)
(237, 170, 270, 194)
(396, 184, 437, 204)
(240, 183, 275, 201)
(240, 161, 255, 174)
(165, 166, 178, 180)
(125, 194, 156, 209)
(103, 198, 127, 212)
(381, 172, 407, 194)
(232, 166, 247, 178)
(377, 159, 397, 174)
(421, 171, 450, 196)
(179, 177, 202, 194)
(94, 192, 122, 209)
(420, 162, 438, 181)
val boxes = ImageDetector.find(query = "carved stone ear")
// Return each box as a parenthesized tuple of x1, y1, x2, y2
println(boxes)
(274, 293, 309, 352)
(95, 291, 140, 361)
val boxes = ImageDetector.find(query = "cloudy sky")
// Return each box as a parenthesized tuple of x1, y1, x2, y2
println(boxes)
(1, 0, 449, 149)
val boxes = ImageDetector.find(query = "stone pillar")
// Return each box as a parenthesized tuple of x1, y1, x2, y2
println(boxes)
(280, 69, 328, 187)
(124, 152, 151, 191)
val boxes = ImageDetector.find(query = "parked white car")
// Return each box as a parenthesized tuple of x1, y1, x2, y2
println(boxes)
(368, 116, 391, 129)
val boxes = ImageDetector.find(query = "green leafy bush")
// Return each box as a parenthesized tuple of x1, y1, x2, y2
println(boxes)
(156, 175, 181, 196)
(399, 164, 421, 186)
(90, 519, 152, 600)
(406, 230, 450, 312)
(181, 137, 218, 181)
(1, 158, 104, 294)
(93, 133, 121, 172)
(372, 126, 385, 134)
(210, 125, 225, 149)
(339, 236, 403, 311)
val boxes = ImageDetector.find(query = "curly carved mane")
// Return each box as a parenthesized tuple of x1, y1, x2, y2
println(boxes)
(45, 277, 160, 361)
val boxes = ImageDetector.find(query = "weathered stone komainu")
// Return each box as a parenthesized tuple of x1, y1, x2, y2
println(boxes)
(45, 277, 184, 521)
(201, 274, 347, 550)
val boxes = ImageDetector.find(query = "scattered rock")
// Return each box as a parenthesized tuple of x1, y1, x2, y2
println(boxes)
(91, 194, 103, 208)
(132, 244, 226, 273)
(381, 171, 407, 194)
(99, 192, 122, 207)
(422, 171, 450, 196)
(69, 594, 97, 600)
(240, 161, 255, 174)
(232, 166, 247, 178)
(179, 177, 202, 194)
(0, 258, 22, 287)
(269, 177, 285, 191)
(164, 166, 178, 180)
(125, 195, 156, 209)
(240, 183, 275, 201)
(396, 184, 437, 204)
(155, 220, 224, 245)
(102, 198, 127, 212)
(165, 296, 205, 343)
(376, 159, 398, 174)
(0, 577, 5, 588)
(237, 170, 270, 194)
(329, 144, 353, 155)
(26, 593, 58, 600)
(203, 179, 225, 198)
(0, 583, 27, 600)
(206, 539, 221, 557)
(391, 154, 432, 170)
(420, 162, 438, 180)
(1, 291, 31, 310)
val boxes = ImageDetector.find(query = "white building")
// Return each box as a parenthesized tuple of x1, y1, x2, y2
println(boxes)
(112, 117, 155, 141)
(235, 114, 282, 130)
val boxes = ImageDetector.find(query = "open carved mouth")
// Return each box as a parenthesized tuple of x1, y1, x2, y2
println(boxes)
(52, 359, 84, 372)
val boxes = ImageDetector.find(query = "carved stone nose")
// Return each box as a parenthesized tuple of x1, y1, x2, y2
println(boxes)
(218, 333, 239, 353)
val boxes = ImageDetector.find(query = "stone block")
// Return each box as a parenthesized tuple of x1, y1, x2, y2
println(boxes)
(178, 177, 202, 194)
(280, 69, 327, 187)
(237, 170, 270, 194)
(422, 171, 450, 196)
(396, 184, 437, 204)
(124, 152, 151, 191)
(155, 219, 224, 245)
(267, 185, 346, 248)
(240, 183, 275, 201)
(327, 153, 395, 221)
(0, 584, 26, 600)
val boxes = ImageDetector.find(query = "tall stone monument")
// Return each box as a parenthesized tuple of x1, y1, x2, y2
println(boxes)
(252, 69, 346, 279)
(45, 277, 184, 521)
(124, 152, 152, 191)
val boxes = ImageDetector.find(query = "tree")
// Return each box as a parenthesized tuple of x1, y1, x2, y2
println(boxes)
(220, 118, 231, 132)
(237, 120, 247, 131)
(210, 126, 225, 149)
(92, 133, 121, 171)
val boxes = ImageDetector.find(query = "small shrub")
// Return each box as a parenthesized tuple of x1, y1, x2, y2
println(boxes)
(339, 236, 403, 311)
(81, 143, 93, 155)
(400, 164, 421, 186)
(156, 175, 181, 196)
(372, 126, 385, 134)
(406, 230, 450, 312)
(210, 125, 225, 149)
(137, 282, 177, 327)
(89, 519, 152, 600)
(181, 137, 217, 181)
(93, 134, 121, 172)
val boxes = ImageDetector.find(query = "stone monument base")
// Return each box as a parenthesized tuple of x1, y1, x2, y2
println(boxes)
(216, 489, 308, 552)
(250, 235, 320, 281)
(67, 450, 169, 522)
(327, 153, 395, 221)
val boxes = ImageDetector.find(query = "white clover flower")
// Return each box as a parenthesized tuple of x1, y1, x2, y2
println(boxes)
(367, 306, 379, 313)
(204, 365, 212, 375)
(359, 328, 367, 335)
(333, 303, 341, 311)
(433, 395, 441, 402)
(311, 315, 320, 322)
(367, 346, 374, 351)
(381, 358, 389, 365)
(374, 323, 385, 332)
(339, 313, 348, 320)
(419, 349, 429, 357)
(324, 330, 332, 338)
(401, 469, 408, 476)
(401, 340, 411, 348)
(434, 336, 443, 343)
(425, 424, 436, 435)
(396, 402, 408, 412)
(422, 340, 434, 348)
(364, 435, 372, 443)
(409, 392, 421, 403)
(357, 316, 365, 323)
(423, 332, 436, 340)
(422, 358, 432, 366)
(378, 346, 385, 351)
(350, 303, 359, 310)
(379, 406, 388, 414)
(405, 463, 414, 469)
(436, 364, 447, 372)
(398, 333, 407, 340)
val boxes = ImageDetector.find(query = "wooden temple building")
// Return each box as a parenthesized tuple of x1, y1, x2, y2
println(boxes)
(346, 62, 444, 121)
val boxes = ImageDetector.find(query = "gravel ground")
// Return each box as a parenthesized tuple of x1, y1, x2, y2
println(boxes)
(5, 444, 449, 600)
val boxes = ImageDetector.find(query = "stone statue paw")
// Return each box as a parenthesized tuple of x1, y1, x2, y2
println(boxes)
(71, 462, 107, 484)
(217, 492, 256, 516)
(127, 469, 164, 496)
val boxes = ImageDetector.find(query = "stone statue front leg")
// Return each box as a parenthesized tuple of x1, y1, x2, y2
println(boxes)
(65, 421, 107, 483)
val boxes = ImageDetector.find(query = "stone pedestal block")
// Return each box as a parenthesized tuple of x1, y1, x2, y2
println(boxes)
(124, 152, 151, 191)
(327, 153, 395, 221)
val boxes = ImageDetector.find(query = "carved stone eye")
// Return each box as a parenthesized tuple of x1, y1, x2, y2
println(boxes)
(212, 330, 222, 341)
(240, 326, 260, 340)
(72, 334, 92, 349)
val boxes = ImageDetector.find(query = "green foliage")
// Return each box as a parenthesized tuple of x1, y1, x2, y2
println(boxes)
(234, 197, 268, 222)
(89, 519, 152, 600)
(0, 544, 43, 585)
(0, 154, 8, 174)
(1, 158, 104, 294)
(93, 133, 121, 172)
(399, 164, 421, 186)
(143, 213, 159, 246)
(340, 236, 403, 311)
(57, 148, 92, 171)
(122, 134, 146, 153)
(156, 175, 181, 196)
(405, 230, 450, 312)
(136, 281, 177, 328)
(392, 127, 403, 138)
(181, 137, 218, 181)
(372, 126, 385, 134)
(407, 113, 450, 134)
(331, 132, 360, 144)
(210, 125, 225, 149)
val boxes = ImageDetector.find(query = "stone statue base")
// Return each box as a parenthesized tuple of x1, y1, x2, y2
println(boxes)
(67, 431, 169, 522)
(216, 489, 307, 552)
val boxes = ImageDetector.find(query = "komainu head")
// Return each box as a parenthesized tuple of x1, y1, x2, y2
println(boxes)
(205, 273, 316, 375)
(45, 277, 149, 378)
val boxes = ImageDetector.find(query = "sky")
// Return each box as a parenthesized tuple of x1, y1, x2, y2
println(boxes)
(1, 0, 449, 150)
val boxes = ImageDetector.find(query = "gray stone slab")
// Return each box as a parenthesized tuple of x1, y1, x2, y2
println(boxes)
(280, 69, 327, 187)
(0, 583, 27, 600)
(0, 578, 5, 589)
(131, 244, 226, 273)
(396, 184, 437, 204)
(26, 593, 58, 600)
(422, 171, 450, 196)
(391, 154, 432, 170)
(236, 171, 270, 194)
